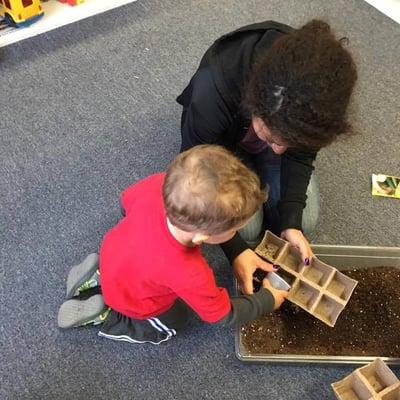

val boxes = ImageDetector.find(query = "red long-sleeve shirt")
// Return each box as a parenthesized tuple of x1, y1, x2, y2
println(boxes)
(99, 173, 231, 322)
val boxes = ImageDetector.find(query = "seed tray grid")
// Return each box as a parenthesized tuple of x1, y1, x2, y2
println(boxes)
(255, 232, 358, 327)
(332, 359, 400, 399)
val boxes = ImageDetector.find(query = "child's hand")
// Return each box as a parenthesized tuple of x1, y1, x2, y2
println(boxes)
(262, 279, 288, 310)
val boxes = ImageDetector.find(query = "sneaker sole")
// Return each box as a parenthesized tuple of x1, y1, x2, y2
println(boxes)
(57, 294, 105, 329)
(66, 253, 99, 299)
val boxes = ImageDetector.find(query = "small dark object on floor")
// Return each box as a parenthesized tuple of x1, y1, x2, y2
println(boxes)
(242, 267, 400, 357)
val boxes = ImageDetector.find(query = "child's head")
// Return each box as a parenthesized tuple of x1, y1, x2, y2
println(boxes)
(163, 145, 266, 244)
(243, 19, 358, 152)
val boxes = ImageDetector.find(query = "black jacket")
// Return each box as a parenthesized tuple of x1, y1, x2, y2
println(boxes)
(177, 21, 317, 262)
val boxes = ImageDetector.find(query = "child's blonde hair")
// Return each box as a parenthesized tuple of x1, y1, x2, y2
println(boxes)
(163, 145, 267, 234)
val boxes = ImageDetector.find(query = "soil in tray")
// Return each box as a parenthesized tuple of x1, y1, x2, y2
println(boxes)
(242, 267, 400, 356)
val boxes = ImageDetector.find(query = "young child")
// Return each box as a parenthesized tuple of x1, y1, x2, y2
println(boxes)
(58, 145, 288, 344)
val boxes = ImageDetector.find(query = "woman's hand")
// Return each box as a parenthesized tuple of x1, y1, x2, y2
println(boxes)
(232, 249, 276, 295)
(281, 228, 313, 265)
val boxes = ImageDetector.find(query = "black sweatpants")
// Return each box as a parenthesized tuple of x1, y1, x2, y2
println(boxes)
(78, 286, 194, 344)
(98, 299, 195, 345)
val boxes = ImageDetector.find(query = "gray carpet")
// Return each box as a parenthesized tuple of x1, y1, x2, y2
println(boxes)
(1, 0, 400, 399)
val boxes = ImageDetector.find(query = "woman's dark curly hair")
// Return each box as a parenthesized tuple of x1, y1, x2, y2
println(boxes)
(243, 20, 358, 151)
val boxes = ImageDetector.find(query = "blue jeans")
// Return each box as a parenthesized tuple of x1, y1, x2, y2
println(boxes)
(237, 147, 319, 246)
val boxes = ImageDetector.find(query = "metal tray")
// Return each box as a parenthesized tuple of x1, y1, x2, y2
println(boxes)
(235, 245, 400, 365)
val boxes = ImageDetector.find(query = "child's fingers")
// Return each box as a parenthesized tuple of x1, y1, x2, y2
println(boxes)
(262, 278, 272, 289)
(280, 289, 289, 298)
(263, 280, 289, 298)
(273, 286, 289, 298)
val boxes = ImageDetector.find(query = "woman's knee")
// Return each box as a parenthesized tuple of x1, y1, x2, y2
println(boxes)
(238, 207, 264, 247)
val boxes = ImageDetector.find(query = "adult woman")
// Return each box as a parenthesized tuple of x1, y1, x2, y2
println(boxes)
(177, 20, 357, 294)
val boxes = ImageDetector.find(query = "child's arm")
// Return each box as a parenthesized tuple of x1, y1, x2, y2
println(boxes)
(175, 267, 287, 326)
(216, 279, 287, 326)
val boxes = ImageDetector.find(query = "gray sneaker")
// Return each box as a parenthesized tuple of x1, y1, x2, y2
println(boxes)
(57, 294, 110, 329)
(66, 253, 100, 299)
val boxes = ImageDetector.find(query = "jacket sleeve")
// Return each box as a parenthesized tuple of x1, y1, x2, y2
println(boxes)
(219, 232, 250, 264)
(215, 288, 275, 326)
(172, 255, 275, 324)
(279, 150, 317, 231)
(175, 275, 275, 325)
(177, 67, 232, 151)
